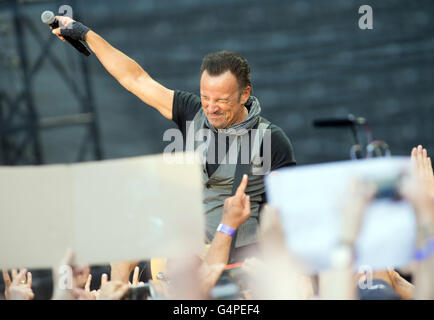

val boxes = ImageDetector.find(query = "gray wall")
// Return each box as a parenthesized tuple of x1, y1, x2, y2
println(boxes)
(1, 0, 433, 165)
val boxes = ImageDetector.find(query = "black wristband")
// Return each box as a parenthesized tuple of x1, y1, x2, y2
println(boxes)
(60, 21, 90, 41)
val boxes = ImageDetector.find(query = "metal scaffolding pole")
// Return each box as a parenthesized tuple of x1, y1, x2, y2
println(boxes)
(0, 0, 103, 165)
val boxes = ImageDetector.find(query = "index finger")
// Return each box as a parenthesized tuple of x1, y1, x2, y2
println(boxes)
(132, 266, 139, 286)
(27, 272, 32, 288)
(101, 273, 108, 286)
(2, 269, 11, 288)
(235, 174, 248, 197)
(85, 274, 92, 292)
(11, 269, 17, 280)
(411, 147, 417, 158)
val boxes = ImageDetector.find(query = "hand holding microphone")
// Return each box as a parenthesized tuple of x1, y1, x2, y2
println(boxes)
(41, 11, 91, 56)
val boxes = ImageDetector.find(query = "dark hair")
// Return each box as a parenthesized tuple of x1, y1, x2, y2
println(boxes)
(200, 51, 252, 92)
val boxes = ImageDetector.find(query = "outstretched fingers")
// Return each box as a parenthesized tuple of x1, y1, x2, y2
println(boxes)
(13, 269, 27, 286)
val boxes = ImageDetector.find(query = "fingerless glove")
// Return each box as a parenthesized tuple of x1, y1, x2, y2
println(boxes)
(60, 21, 90, 41)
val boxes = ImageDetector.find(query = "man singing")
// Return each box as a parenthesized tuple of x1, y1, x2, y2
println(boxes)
(51, 15, 296, 261)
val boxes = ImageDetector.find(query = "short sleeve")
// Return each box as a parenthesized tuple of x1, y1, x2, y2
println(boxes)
(172, 90, 202, 135)
(269, 124, 296, 170)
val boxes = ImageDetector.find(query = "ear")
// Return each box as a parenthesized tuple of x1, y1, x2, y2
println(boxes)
(240, 86, 252, 105)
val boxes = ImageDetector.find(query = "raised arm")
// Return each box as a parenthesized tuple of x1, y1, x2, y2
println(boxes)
(204, 174, 251, 266)
(51, 16, 174, 120)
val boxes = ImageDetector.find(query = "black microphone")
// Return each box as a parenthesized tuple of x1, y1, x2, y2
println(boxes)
(313, 114, 366, 128)
(41, 11, 91, 57)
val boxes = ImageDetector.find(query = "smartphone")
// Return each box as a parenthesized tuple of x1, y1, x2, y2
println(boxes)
(365, 172, 405, 200)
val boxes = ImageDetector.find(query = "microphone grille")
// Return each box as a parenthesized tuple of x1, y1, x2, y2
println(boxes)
(41, 11, 55, 24)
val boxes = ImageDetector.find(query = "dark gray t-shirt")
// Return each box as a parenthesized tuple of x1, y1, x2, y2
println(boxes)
(172, 90, 296, 176)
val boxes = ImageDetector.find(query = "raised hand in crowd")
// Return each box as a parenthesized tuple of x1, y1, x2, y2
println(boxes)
(399, 146, 434, 299)
(204, 174, 251, 267)
(2, 268, 34, 300)
(102, 174, 252, 300)
(411, 145, 434, 198)
(320, 178, 376, 300)
(71, 273, 106, 300)
(222, 174, 251, 230)
(402, 146, 434, 245)
(248, 204, 314, 300)
(72, 266, 146, 300)
(98, 280, 130, 300)
(407, 144, 434, 236)
(130, 266, 145, 286)
(51, 249, 95, 300)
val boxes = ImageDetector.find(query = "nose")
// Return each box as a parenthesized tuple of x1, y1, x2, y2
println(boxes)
(207, 101, 219, 114)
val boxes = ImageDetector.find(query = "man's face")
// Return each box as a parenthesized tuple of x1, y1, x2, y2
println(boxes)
(200, 70, 250, 129)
